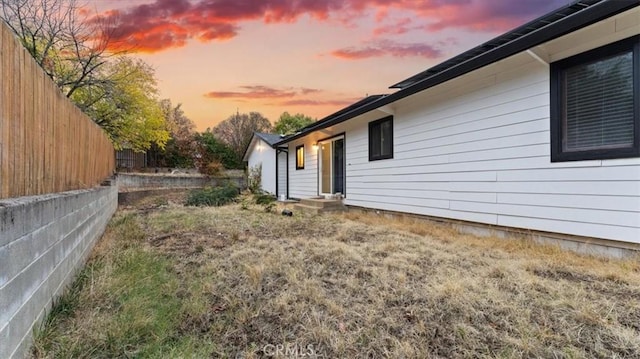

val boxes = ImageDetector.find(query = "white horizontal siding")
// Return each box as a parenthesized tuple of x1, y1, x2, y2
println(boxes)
(449, 181, 639, 197)
(288, 141, 317, 199)
(247, 139, 276, 194)
(496, 193, 640, 212)
(284, 11, 640, 245)
(341, 47, 640, 244)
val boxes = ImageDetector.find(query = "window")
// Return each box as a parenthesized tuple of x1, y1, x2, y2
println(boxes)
(295, 145, 305, 169)
(551, 36, 639, 162)
(369, 116, 393, 161)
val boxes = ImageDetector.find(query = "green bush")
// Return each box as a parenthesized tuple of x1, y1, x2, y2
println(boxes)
(247, 164, 262, 194)
(253, 192, 277, 213)
(254, 192, 276, 205)
(185, 184, 239, 207)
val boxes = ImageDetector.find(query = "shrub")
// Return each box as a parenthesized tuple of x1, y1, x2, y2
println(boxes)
(185, 184, 239, 207)
(200, 160, 224, 177)
(254, 191, 277, 213)
(247, 164, 262, 194)
(254, 192, 276, 205)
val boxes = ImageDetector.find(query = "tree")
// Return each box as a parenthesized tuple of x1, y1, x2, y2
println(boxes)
(0, 0, 121, 98)
(213, 112, 272, 163)
(274, 112, 315, 135)
(148, 99, 197, 168)
(162, 99, 196, 144)
(195, 131, 243, 171)
(72, 57, 169, 151)
(1, 0, 170, 151)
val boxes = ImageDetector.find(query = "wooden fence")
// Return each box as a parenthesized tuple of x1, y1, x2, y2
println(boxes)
(0, 22, 115, 199)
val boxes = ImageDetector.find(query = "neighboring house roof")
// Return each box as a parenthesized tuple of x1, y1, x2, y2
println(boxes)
(255, 132, 283, 146)
(242, 132, 283, 162)
(275, 0, 637, 146)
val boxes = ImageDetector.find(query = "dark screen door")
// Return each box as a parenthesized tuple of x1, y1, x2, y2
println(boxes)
(333, 139, 345, 194)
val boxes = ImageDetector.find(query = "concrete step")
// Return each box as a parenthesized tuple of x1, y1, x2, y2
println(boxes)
(293, 203, 346, 215)
(293, 203, 322, 215)
(299, 198, 344, 209)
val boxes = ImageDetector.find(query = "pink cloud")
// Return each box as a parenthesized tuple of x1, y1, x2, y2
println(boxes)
(417, 0, 569, 32)
(98, 0, 571, 53)
(332, 40, 442, 60)
(373, 17, 414, 36)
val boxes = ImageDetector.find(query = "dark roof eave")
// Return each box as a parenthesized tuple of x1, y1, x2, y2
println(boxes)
(274, 95, 387, 146)
(388, 0, 607, 89)
(275, 0, 637, 146)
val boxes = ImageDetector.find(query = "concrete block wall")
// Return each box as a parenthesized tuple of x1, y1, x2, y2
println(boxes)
(0, 183, 118, 359)
(117, 173, 245, 190)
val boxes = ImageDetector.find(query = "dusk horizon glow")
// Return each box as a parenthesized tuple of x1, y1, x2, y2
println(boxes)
(95, 0, 572, 130)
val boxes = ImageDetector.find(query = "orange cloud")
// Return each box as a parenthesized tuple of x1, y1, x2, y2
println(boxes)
(204, 86, 324, 101)
(204, 85, 359, 108)
(279, 99, 359, 107)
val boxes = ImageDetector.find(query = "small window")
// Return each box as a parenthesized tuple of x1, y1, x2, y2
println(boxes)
(295, 145, 305, 169)
(551, 36, 639, 162)
(369, 116, 393, 161)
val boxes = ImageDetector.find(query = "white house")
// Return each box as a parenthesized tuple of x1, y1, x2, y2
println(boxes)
(269, 0, 640, 256)
(243, 132, 287, 197)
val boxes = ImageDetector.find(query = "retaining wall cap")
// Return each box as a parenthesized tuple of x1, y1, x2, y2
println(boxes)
(0, 187, 113, 208)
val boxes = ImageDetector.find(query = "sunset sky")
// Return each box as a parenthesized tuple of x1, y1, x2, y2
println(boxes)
(95, 0, 572, 131)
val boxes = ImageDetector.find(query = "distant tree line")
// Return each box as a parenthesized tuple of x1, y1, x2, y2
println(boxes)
(149, 110, 315, 174)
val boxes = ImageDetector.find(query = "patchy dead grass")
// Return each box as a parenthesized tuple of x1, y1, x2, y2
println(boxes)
(33, 193, 640, 358)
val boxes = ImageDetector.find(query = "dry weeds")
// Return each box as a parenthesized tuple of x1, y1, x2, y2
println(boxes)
(33, 193, 640, 359)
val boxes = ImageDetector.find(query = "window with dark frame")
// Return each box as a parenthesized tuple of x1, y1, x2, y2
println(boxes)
(295, 145, 305, 169)
(369, 116, 393, 161)
(550, 35, 639, 162)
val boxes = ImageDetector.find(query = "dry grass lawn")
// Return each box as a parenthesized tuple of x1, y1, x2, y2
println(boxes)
(32, 193, 640, 358)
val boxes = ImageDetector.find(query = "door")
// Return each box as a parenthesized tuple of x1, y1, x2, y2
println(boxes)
(319, 136, 345, 196)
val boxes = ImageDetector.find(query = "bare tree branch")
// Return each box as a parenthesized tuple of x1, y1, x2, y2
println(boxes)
(0, 0, 168, 151)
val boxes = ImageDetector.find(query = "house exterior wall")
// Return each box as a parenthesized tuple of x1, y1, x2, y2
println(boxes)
(247, 139, 276, 194)
(287, 8, 640, 246)
(288, 141, 318, 199)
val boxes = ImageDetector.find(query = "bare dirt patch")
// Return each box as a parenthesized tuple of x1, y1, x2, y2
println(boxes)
(33, 193, 640, 359)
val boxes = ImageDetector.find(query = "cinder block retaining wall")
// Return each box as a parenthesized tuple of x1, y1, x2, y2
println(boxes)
(118, 173, 245, 190)
(118, 188, 192, 205)
(0, 182, 118, 359)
